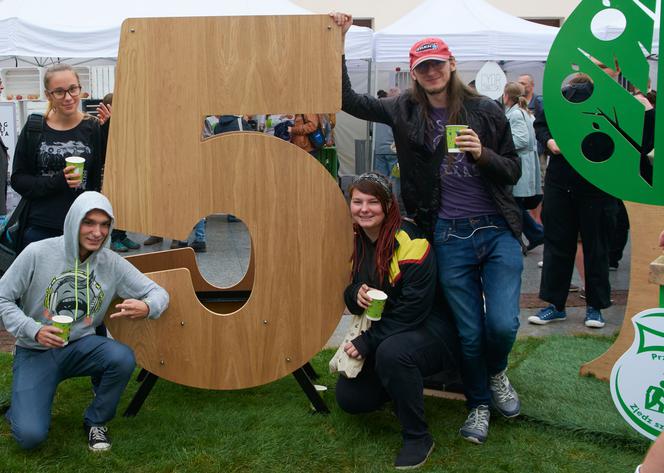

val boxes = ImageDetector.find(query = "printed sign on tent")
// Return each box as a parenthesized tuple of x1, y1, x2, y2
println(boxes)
(475, 62, 507, 100)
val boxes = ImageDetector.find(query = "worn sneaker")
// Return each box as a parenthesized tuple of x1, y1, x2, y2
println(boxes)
(170, 240, 188, 249)
(85, 424, 111, 452)
(143, 235, 164, 246)
(120, 237, 141, 250)
(394, 436, 434, 470)
(585, 306, 606, 328)
(459, 405, 490, 444)
(489, 369, 520, 418)
(110, 240, 128, 253)
(190, 240, 207, 253)
(528, 305, 567, 325)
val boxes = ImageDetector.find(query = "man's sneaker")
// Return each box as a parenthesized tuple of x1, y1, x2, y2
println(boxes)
(394, 436, 434, 470)
(459, 405, 490, 444)
(143, 235, 164, 246)
(110, 240, 128, 253)
(120, 237, 141, 250)
(85, 424, 111, 452)
(170, 240, 188, 249)
(489, 369, 520, 418)
(585, 306, 606, 328)
(528, 305, 567, 325)
(537, 261, 543, 268)
(190, 240, 207, 253)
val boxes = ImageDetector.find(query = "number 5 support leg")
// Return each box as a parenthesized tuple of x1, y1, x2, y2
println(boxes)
(124, 370, 160, 417)
(292, 366, 329, 414)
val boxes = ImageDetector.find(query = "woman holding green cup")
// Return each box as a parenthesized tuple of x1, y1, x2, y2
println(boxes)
(10, 63, 106, 253)
(336, 172, 460, 470)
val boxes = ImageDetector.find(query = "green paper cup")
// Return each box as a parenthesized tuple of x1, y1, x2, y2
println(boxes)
(65, 156, 85, 181)
(446, 125, 468, 153)
(52, 315, 73, 345)
(364, 289, 388, 321)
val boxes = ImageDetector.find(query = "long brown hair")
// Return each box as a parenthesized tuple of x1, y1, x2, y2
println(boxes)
(411, 61, 481, 128)
(504, 81, 530, 114)
(348, 174, 401, 286)
(43, 63, 81, 117)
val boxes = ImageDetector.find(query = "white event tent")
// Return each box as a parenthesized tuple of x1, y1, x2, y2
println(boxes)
(0, 0, 373, 62)
(373, 0, 559, 63)
(0, 0, 373, 180)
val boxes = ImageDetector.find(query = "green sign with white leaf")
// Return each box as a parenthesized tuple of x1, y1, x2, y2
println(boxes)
(543, 0, 661, 204)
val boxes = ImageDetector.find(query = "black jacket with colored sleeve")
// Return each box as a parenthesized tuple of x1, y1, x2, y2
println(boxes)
(344, 221, 452, 357)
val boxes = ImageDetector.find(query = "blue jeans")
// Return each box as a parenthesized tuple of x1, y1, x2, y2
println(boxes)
(433, 215, 522, 408)
(193, 218, 206, 242)
(373, 154, 401, 201)
(514, 197, 543, 246)
(6, 335, 135, 450)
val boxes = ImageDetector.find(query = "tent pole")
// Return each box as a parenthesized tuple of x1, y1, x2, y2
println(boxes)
(365, 58, 374, 173)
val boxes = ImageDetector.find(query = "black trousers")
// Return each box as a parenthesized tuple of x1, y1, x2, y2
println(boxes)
(539, 180, 616, 309)
(608, 199, 629, 267)
(335, 328, 451, 442)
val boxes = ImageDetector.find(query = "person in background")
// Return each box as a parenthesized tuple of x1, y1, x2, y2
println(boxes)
(0, 191, 169, 452)
(289, 114, 320, 157)
(11, 64, 106, 253)
(529, 73, 616, 329)
(337, 172, 459, 470)
(373, 88, 402, 205)
(503, 82, 543, 251)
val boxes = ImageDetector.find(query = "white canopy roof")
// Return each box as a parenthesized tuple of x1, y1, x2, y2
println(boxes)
(590, 7, 659, 55)
(0, 0, 373, 60)
(374, 0, 559, 62)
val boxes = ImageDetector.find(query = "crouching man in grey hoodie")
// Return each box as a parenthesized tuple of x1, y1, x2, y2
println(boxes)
(0, 191, 169, 452)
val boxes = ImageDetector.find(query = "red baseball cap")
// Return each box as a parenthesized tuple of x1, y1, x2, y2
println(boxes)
(409, 37, 452, 71)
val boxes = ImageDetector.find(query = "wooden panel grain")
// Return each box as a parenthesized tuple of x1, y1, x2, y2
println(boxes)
(105, 15, 341, 238)
(125, 247, 254, 292)
(580, 202, 664, 380)
(103, 15, 352, 390)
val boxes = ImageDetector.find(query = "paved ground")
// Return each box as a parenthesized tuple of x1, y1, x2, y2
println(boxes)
(0, 214, 631, 351)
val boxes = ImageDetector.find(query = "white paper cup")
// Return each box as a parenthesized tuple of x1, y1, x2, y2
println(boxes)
(364, 289, 388, 321)
(52, 315, 74, 345)
(65, 156, 85, 180)
(446, 125, 468, 153)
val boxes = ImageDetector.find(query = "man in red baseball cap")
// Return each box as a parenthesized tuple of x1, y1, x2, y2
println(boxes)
(331, 12, 523, 459)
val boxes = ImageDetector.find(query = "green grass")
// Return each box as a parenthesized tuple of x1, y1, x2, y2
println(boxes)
(0, 340, 650, 473)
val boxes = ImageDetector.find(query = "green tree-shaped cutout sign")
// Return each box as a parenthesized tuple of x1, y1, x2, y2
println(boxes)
(543, 0, 662, 204)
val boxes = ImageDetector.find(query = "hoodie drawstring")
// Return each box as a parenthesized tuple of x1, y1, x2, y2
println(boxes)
(74, 258, 92, 324)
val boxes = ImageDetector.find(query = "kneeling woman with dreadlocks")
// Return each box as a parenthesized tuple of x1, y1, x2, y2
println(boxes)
(335, 172, 459, 470)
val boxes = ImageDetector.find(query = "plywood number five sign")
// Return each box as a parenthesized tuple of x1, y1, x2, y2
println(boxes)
(103, 15, 353, 390)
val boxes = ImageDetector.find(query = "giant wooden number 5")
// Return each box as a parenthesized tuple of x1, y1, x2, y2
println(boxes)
(103, 15, 353, 390)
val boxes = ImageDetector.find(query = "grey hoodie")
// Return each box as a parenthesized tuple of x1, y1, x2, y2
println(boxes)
(0, 191, 169, 350)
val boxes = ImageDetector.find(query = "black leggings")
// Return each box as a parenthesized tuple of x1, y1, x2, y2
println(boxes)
(336, 328, 452, 442)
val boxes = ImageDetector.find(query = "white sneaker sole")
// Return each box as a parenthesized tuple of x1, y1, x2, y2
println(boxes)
(460, 433, 485, 445)
(585, 320, 605, 328)
(527, 315, 566, 325)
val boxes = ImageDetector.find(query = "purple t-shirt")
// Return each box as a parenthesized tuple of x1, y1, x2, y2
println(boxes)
(428, 107, 497, 219)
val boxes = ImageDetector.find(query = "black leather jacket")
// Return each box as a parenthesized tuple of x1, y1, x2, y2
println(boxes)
(341, 59, 522, 239)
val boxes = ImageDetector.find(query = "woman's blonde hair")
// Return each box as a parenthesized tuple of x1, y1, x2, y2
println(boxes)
(43, 63, 81, 117)
(504, 82, 530, 113)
